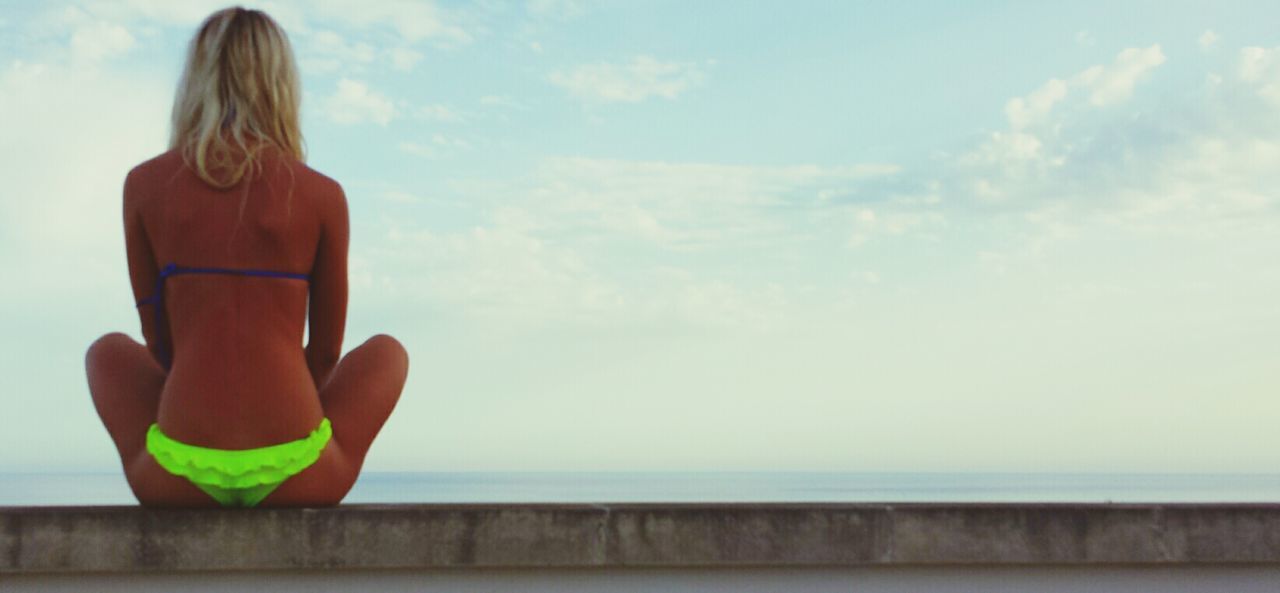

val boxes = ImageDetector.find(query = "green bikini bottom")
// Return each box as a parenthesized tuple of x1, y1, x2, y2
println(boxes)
(145, 418, 332, 507)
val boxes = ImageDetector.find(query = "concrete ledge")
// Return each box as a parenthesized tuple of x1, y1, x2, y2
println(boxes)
(4, 504, 1280, 573)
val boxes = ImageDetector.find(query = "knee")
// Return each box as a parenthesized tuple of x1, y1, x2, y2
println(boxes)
(367, 334, 408, 369)
(90, 331, 132, 350)
(86, 332, 133, 367)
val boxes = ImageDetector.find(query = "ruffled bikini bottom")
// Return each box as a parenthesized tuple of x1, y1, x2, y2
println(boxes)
(145, 417, 332, 507)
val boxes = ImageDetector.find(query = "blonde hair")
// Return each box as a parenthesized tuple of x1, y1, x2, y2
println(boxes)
(170, 6, 305, 189)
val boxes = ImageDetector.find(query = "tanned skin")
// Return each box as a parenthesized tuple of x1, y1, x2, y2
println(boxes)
(85, 147, 408, 507)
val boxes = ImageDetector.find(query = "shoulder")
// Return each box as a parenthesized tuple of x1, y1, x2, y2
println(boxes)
(123, 149, 183, 208)
(288, 159, 347, 214)
(299, 162, 345, 198)
(126, 149, 183, 179)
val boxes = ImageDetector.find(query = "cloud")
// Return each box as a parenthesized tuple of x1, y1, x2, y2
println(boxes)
(1098, 135, 1280, 233)
(549, 55, 709, 103)
(502, 157, 901, 249)
(372, 218, 794, 332)
(382, 190, 426, 204)
(1072, 44, 1166, 106)
(416, 103, 465, 122)
(322, 78, 396, 125)
(1238, 46, 1277, 82)
(398, 134, 472, 159)
(0, 54, 171, 304)
(1074, 30, 1095, 47)
(19, 6, 139, 65)
(67, 16, 136, 63)
(77, 0, 468, 73)
(94, 0, 238, 26)
(351, 155, 903, 333)
(1005, 78, 1067, 130)
(946, 41, 1280, 278)
(1199, 29, 1219, 50)
(387, 46, 424, 71)
(480, 94, 528, 109)
(296, 31, 424, 74)
(308, 0, 473, 47)
(958, 45, 1169, 201)
(1236, 45, 1280, 105)
(298, 28, 376, 73)
(526, 0, 589, 21)
(377, 221, 625, 327)
(846, 206, 945, 248)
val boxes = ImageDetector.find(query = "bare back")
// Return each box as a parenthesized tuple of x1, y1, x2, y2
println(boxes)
(123, 148, 349, 449)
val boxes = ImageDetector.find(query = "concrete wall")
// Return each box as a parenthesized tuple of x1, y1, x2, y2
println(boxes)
(8, 567, 1280, 593)
(5, 503, 1280, 590)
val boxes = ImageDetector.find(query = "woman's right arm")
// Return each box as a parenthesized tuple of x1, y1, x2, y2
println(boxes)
(305, 181, 349, 391)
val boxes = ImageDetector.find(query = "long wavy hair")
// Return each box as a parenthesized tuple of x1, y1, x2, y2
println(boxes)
(170, 7, 305, 191)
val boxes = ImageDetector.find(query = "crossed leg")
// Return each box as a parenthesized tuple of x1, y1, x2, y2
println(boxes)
(86, 332, 409, 508)
(85, 332, 213, 507)
(259, 334, 409, 506)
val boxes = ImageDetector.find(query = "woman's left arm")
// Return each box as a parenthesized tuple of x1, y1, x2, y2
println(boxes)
(123, 169, 166, 368)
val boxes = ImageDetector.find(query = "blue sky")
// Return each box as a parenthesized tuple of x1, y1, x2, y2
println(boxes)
(1, 0, 1278, 474)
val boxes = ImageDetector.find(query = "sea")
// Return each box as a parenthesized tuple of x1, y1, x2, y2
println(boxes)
(2, 472, 1280, 506)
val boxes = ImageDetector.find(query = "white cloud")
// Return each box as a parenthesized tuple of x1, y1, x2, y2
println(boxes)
(373, 219, 794, 332)
(1099, 136, 1280, 232)
(399, 133, 472, 159)
(416, 103, 465, 122)
(432, 133, 471, 149)
(387, 47, 424, 71)
(462, 157, 902, 252)
(1005, 78, 1067, 130)
(323, 78, 395, 125)
(1075, 30, 1095, 47)
(78, 0, 466, 71)
(1233, 46, 1280, 104)
(527, 0, 588, 20)
(399, 141, 440, 159)
(383, 190, 425, 204)
(960, 45, 1169, 201)
(0, 56, 171, 303)
(1199, 29, 1219, 50)
(1072, 44, 1166, 106)
(846, 205, 945, 248)
(69, 19, 136, 63)
(309, 0, 472, 46)
(95, 0, 237, 26)
(53, 6, 137, 64)
(1237, 46, 1280, 104)
(296, 28, 377, 74)
(1238, 46, 1275, 82)
(965, 131, 1048, 164)
(379, 221, 627, 327)
(948, 40, 1280, 278)
(307, 29, 374, 60)
(358, 156, 907, 333)
(549, 55, 709, 103)
(480, 94, 528, 109)
(297, 30, 429, 75)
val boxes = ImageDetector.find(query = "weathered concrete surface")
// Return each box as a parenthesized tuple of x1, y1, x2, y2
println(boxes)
(3, 504, 1280, 573)
(11, 567, 1280, 593)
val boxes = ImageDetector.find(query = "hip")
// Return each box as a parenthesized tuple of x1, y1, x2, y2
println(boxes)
(155, 357, 325, 450)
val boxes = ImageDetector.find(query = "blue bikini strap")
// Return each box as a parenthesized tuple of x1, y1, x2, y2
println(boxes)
(134, 262, 310, 370)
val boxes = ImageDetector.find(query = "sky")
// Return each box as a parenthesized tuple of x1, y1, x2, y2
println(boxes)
(1, 0, 1278, 474)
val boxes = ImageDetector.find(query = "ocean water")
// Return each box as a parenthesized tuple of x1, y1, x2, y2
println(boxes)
(1, 472, 1279, 506)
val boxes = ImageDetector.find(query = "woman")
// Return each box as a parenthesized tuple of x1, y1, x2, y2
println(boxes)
(85, 7, 408, 508)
